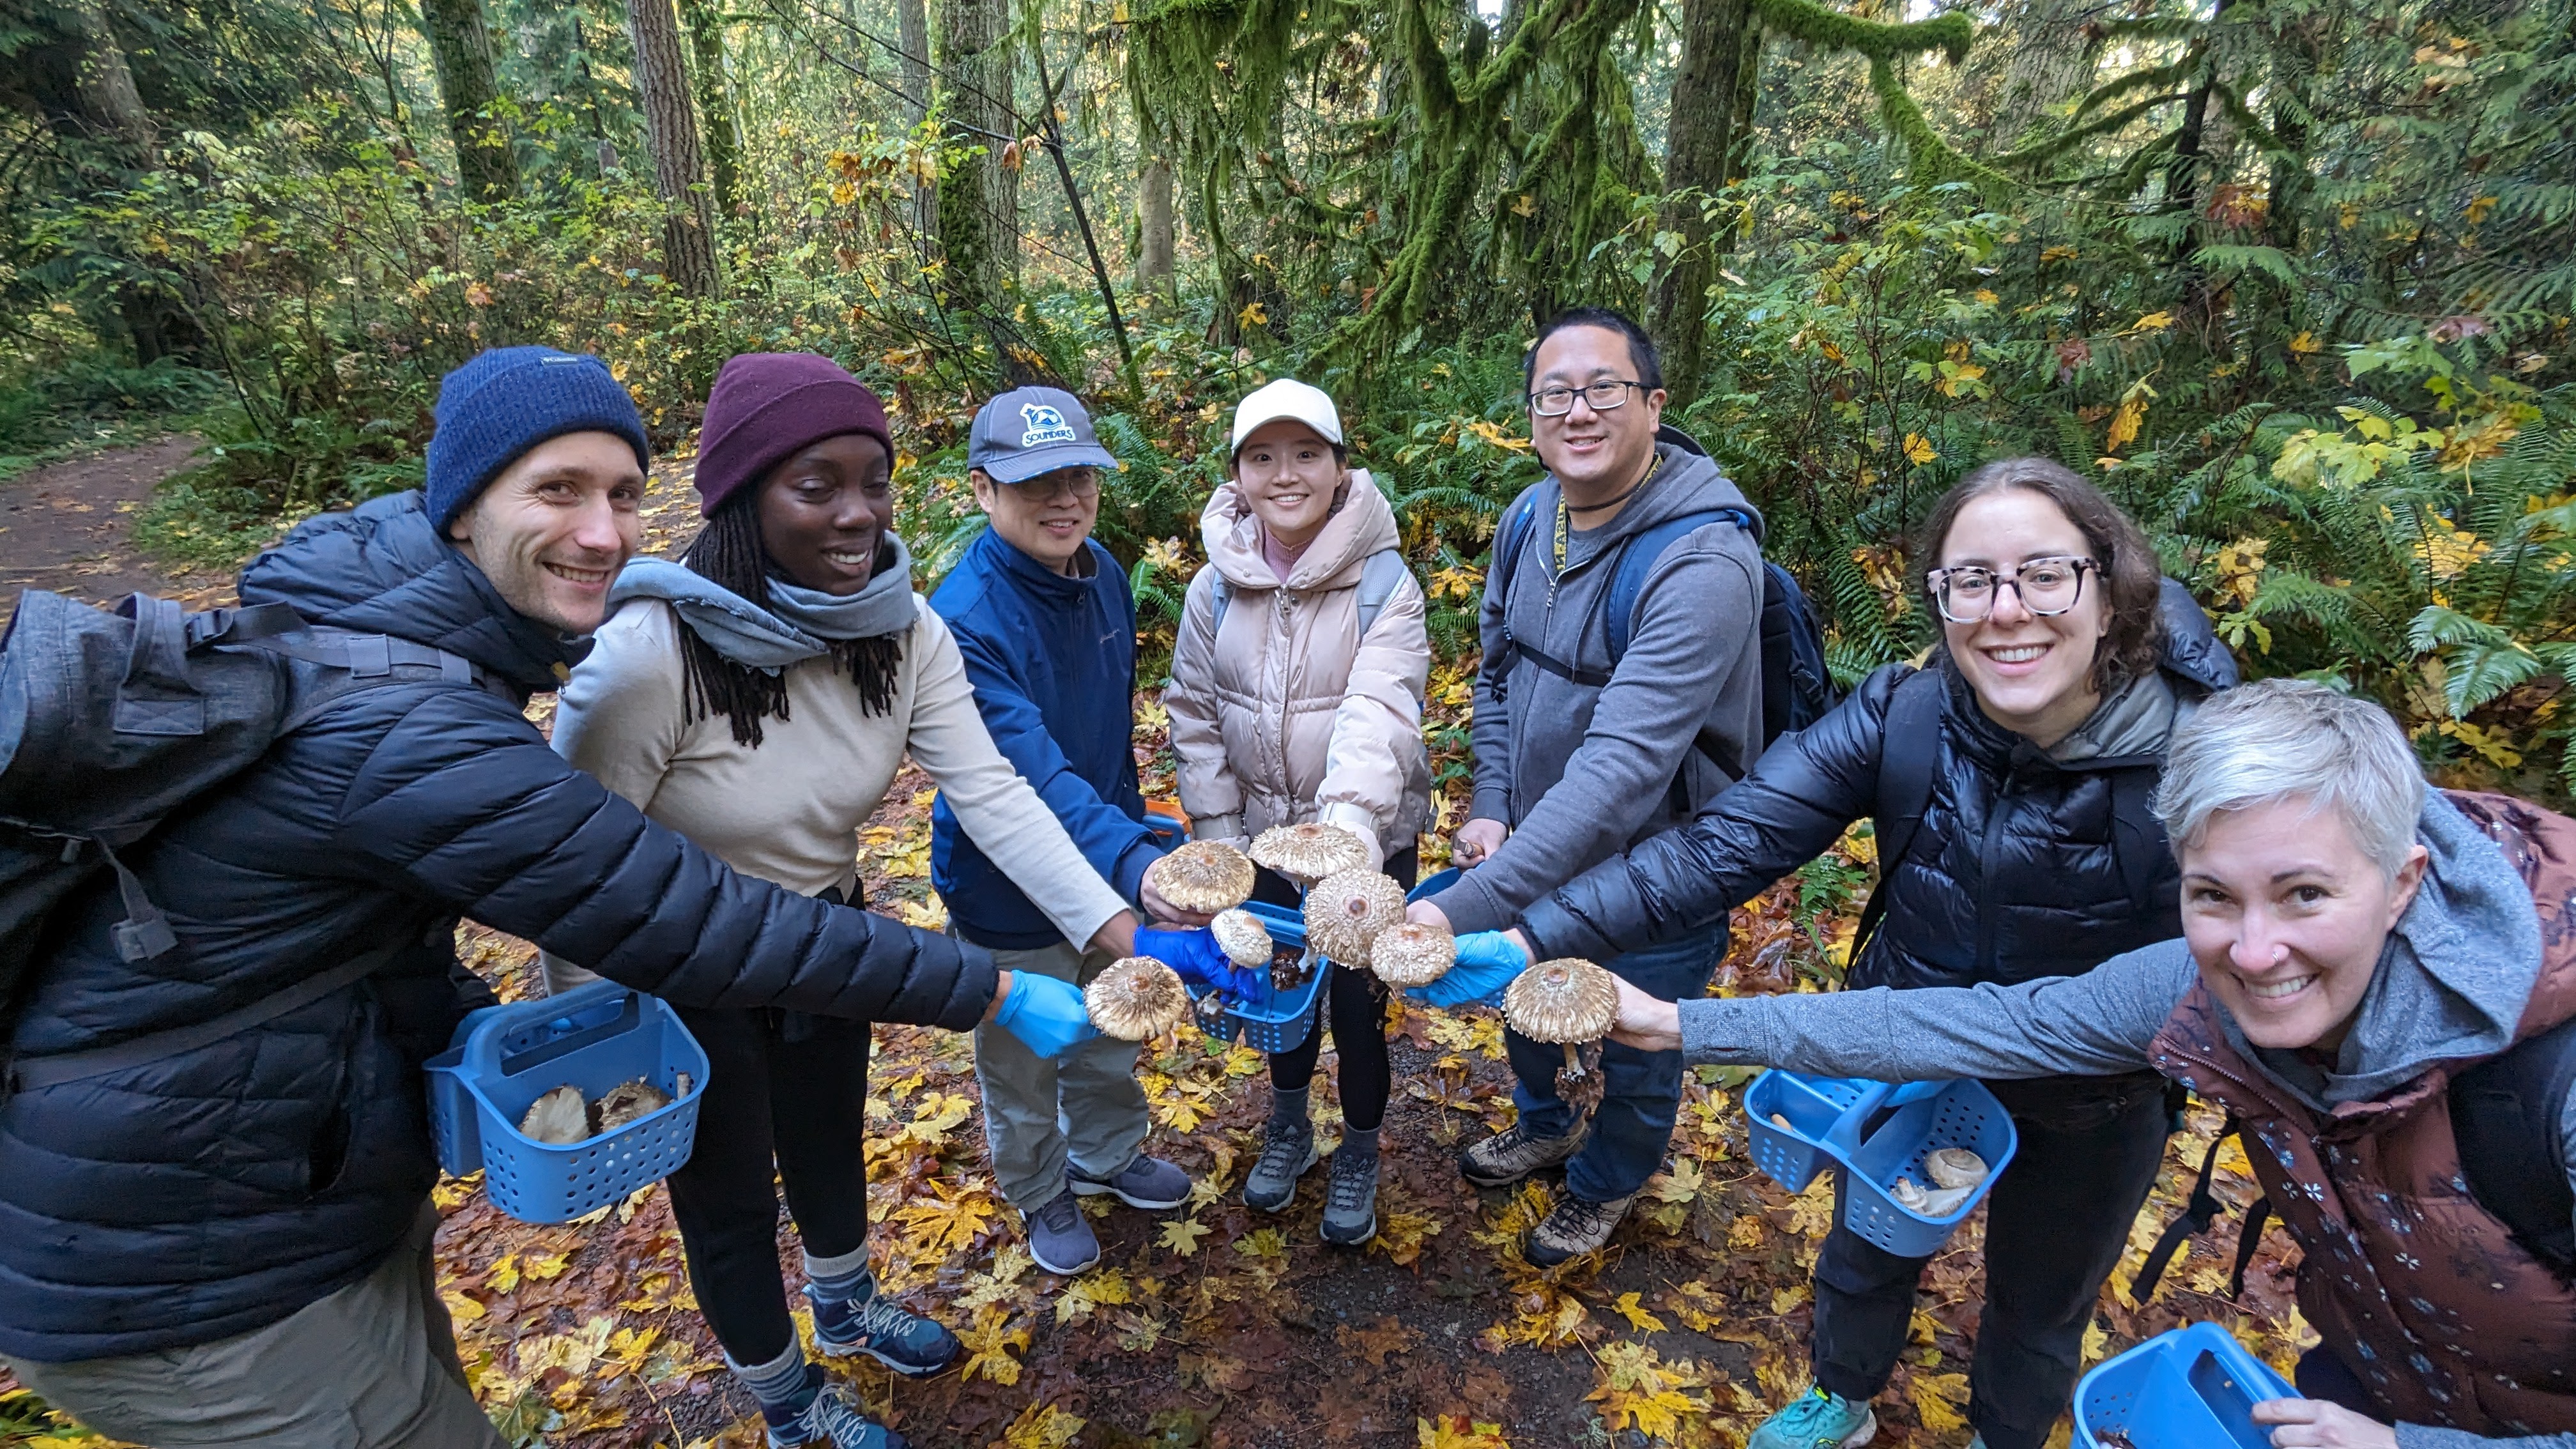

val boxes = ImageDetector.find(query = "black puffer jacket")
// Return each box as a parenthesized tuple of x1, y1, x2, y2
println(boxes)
(1519, 597, 2235, 991)
(0, 492, 994, 1364)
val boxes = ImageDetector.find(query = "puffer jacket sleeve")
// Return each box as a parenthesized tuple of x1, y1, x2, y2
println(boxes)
(1314, 569, 1430, 868)
(328, 684, 997, 1029)
(1165, 567, 1245, 839)
(1517, 664, 1904, 962)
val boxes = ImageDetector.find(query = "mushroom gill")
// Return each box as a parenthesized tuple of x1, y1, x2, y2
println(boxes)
(1084, 957, 1192, 1040)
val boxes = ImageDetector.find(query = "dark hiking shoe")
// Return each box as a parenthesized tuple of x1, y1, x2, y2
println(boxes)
(1319, 1147, 1380, 1246)
(1457, 1119, 1585, 1188)
(1243, 1119, 1320, 1212)
(809, 1284, 960, 1376)
(1068, 1154, 1191, 1210)
(1022, 1186, 1101, 1276)
(1524, 1190, 1634, 1267)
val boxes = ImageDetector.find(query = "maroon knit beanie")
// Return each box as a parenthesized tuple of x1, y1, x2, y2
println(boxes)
(693, 353, 893, 517)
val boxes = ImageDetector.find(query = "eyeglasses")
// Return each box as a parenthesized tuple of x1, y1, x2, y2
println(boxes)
(1004, 468, 1099, 502)
(1528, 380, 1649, 417)
(1926, 556, 2097, 624)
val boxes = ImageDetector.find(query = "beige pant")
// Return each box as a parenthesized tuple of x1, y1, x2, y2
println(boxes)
(973, 938, 1152, 1213)
(4, 1204, 503, 1449)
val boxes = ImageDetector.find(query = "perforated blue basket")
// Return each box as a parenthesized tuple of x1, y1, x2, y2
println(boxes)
(1409, 867, 1461, 903)
(1742, 1071, 2020, 1255)
(424, 979, 709, 1224)
(2074, 1323, 2294, 1449)
(1193, 898, 1328, 1054)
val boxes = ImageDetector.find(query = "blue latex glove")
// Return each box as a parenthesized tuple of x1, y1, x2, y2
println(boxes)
(1406, 931, 1531, 1008)
(1134, 926, 1264, 999)
(992, 972, 1099, 1057)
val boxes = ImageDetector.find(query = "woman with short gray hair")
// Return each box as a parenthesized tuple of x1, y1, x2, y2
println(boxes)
(1606, 678, 2576, 1448)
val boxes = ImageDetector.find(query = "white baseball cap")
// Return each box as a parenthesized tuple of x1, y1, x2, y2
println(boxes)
(1229, 378, 1344, 457)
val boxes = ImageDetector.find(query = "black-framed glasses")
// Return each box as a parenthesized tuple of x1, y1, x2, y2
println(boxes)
(1926, 556, 2097, 624)
(1528, 379, 1649, 417)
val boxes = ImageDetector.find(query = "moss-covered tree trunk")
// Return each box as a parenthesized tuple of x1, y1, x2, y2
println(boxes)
(625, 0, 721, 298)
(420, 0, 519, 203)
(1991, 0, 2096, 144)
(898, 0, 937, 238)
(1650, 0, 1756, 410)
(1137, 155, 1176, 298)
(678, 0, 744, 218)
(937, 0, 1018, 314)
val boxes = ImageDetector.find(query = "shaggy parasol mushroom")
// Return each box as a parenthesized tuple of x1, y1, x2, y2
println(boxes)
(519, 1084, 590, 1145)
(1250, 821, 1371, 885)
(1369, 921, 1456, 988)
(1505, 958, 1620, 1103)
(1085, 957, 1192, 1040)
(593, 1078, 672, 1133)
(1148, 840, 1257, 914)
(1303, 867, 1409, 966)
(1210, 907, 1273, 969)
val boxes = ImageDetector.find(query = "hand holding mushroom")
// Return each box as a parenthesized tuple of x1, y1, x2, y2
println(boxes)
(1143, 839, 1255, 926)
(1250, 822, 1372, 885)
(1402, 930, 1531, 1008)
(1504, 958, 1621, 1110)
(990, 971, 1100, 1057)
(1133, 923, 1262, 999)
(1083, 957, 1193, 1041)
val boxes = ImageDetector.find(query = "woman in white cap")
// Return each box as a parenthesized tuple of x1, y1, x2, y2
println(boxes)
(1165, 378, 1433, 1244)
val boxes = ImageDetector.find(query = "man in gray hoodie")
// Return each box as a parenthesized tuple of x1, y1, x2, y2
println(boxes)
(1604, 680, 2576, 1449)
(1409, 307, 1767, 1265)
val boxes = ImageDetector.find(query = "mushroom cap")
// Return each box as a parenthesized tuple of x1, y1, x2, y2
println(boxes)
(518, 1084, 590, 1145)
(1924, 1147, 1988, 1190)
(594, 1078, 672, 1133)
(1302, 867, 1409, 965)
(1210, 908, 1274, 969)
(1249, 822, 1372, 882)
(1503, 958, 1619, 1044)
(1085, 957, 1192, 1039)
(1149, 840, 1257, 913)
(1368, 921, 1457, 987)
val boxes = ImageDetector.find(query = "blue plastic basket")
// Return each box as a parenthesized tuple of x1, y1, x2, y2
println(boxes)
(1742, 1071, 2020, 1255)
(2074, 1323, 2294, 1449)
(1195, 898, 1328, 1054)
(1408, 867, 1461, 903)
(424, 979, 710, 1224)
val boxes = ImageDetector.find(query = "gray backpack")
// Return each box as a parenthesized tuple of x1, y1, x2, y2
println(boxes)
(0, 590, 496, 1084)
(1208, 548, 1411, 638)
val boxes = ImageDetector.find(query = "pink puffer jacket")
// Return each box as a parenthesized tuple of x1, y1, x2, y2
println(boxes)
(1166, 473, 1432, 868)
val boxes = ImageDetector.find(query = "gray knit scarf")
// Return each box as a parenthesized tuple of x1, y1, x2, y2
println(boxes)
(608, 535, 917, 671)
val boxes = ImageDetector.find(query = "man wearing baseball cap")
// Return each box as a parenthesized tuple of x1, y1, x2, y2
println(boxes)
(930, 386, 1206, 1275)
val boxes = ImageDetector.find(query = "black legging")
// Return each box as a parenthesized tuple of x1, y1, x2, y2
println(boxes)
(662, 1004, 873, 1368)
(1254, 847, 1416, 1133)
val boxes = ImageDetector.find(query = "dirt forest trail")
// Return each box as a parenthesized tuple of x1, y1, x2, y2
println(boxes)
(0, 454, 2314, 1449)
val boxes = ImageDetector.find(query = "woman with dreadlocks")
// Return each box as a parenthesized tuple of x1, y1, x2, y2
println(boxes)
(539, 353, 1189, 1449)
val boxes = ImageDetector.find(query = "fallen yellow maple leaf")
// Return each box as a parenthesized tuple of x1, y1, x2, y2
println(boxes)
(1158, 1217, 1211, 1257)
(1613, 1290, 1667, 1333)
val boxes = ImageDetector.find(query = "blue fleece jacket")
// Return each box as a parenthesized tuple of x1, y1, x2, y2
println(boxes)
(930, 527, 1163, 949)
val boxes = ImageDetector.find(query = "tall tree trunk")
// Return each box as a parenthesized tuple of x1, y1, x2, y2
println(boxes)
(1992, 0, 2097, 144)
(898, 0, 937, 238)
(678, 0, 744, 217)
(625, 0, 721, 297)
(1648, 0, 1755, 411)
(64, 0, 154, 158)
(419, 0, 519, 203)
(1723, 17, 1762, 187)
(936, 0, 1018, 314)
(1137, 153, 1176, 298)
(61, 0, 204, 364)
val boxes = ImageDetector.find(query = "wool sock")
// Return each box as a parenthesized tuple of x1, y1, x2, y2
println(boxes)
(1270, 1084, 1311, 1131)
(729, 1340, 818, 1416)
(1339, 1124, 1381, 1160)
(803, 1245, 873, 1306)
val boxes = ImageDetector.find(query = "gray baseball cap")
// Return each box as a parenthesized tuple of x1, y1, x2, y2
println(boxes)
(967, 386, 1124, 484)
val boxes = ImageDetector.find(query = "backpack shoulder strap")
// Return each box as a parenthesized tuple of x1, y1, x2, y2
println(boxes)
(1855, 667, 1946, 956)
(2129, 1113, 2277, 1303)
(1485, 496, 1542, 680)
(1208, 574, 1234, 638)
(1604, 508, 1745, 662)
(2450, 1012, 2576, 1275)
(1354, 548, 1409, 636)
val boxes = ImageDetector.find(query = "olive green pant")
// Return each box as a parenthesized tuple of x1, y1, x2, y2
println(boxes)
(973, 938, 1152, 1214)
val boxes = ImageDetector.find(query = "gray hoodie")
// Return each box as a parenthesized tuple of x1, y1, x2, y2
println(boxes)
(1431, 443, 1767, 934)
(1676, 791, 2576, 1448)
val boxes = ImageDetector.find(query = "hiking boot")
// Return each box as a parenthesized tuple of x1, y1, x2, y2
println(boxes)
(1069, 1153, 1191, 1210)
(762, 1370, 910, 1449)
(1022, 1186, 1101, 1276)
(809, 1284, 960, 1377)
(1457, 1119, 1585, 1189)
(1745, 1386, 1877, 1449)
(1243, 1119, 1319, 1213)
(1524, 1190, 1634, 1267)
(1319, 1147, 1379, 1246)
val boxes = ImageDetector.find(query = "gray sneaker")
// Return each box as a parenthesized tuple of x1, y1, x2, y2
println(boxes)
(1526, 1190, 1634, 1267)
(1068, 1153, 1191, 1210)
(1022, 1186, 1101, 1276)
(1457, 1119, 1586, 1188)
(1243, 1119, 1319, 1212)
(1319, 1148, 1379, 1246)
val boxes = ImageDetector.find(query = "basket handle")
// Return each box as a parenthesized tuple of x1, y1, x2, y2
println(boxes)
(462, 981, 645, 1080)
(1827, 1078, 1951, 1154)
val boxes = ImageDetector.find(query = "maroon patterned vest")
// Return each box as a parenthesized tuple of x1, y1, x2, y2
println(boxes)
(2147, 792, 2576, 1436)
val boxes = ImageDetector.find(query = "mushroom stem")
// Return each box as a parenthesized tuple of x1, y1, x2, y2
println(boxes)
(1561, 1041, 1583, 1077)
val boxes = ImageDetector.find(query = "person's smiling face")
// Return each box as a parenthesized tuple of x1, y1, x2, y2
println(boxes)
(1232, 418, 1345, 551)
(2180, 797, 2428, 1052)
(446, 429, 645, 634)
(972, 465, 1100, 575)
(754, 433, 894, 595)
(1527, 325, 1663, 495)
(1936, 486, 2113, 749)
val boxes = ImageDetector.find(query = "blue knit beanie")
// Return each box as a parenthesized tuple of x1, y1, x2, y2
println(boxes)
(424, 347, 652, 530)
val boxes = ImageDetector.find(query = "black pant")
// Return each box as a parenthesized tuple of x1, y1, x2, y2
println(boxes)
(663, 1005, 873, 1368)
(1811, 1072, 2170, 1449)
(1254, 848, 1415, 1134)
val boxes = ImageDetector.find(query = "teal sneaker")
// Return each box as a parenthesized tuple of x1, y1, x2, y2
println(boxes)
(1747, 1386, 1876, 1449)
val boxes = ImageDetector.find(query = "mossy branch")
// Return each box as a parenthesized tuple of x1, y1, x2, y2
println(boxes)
(1749, 0, 1970, 65)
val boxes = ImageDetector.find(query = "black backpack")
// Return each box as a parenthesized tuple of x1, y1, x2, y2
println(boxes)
(0, 589, 498, 1092)
(2134, 1014, 2576, 1303)
(1485, 425, 1841, 783)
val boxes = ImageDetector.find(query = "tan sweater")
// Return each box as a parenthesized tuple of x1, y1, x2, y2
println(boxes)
(542, 595, 1127, 989)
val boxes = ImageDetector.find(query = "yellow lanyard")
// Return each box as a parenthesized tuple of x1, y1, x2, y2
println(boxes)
(1554, 454, 1659, 574)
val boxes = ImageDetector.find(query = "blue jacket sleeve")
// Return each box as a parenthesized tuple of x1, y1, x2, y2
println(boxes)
(325, 686, 998, 1029)
(1515, 664, 1905, 962)
(944, 613, 1162, 904)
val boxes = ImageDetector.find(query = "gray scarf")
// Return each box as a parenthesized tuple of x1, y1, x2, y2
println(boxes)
(609, 535, 917, 671)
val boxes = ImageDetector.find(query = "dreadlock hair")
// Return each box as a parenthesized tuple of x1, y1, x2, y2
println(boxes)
(676, 497, 904, 747)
